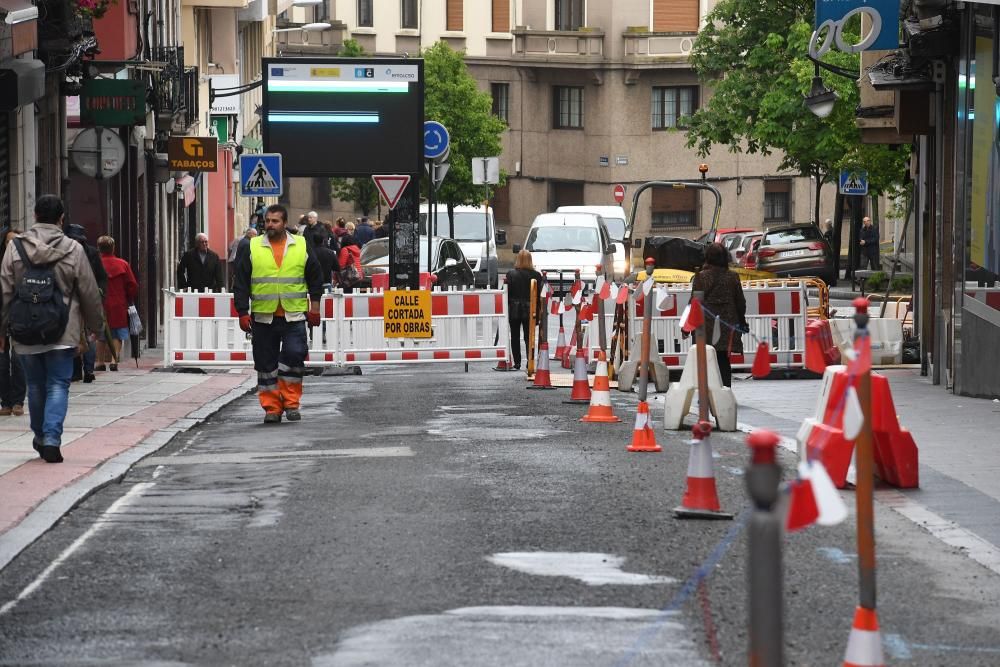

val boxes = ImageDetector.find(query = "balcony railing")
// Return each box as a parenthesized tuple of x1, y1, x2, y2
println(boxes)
(511, 28, 604, 59)
(622, 31, 696, 60)
(151, 46, 198, 132)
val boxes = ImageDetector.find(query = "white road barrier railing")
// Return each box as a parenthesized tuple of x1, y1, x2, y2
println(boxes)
(164, 288, 509, 368)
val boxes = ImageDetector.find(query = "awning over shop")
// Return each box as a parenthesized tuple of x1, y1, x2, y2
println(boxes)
(0, 57, 44, 112)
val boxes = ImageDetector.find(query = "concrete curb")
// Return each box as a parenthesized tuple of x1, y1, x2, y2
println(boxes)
(0, 377, 255, 573)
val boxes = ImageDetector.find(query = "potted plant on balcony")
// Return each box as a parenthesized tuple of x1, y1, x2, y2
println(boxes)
(74, 0, 116, 20)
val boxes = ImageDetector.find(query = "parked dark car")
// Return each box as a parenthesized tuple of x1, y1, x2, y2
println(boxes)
(753, 223, 836, 285)
(358, 236, 476, 289)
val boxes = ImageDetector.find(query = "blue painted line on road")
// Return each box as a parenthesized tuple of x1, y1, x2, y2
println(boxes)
(885, 633, 1000, 659)
(816, 547, 856, 564)
(614, 508, 751, 667)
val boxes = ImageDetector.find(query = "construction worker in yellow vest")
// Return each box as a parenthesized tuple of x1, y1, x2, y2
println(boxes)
(233, 204, 324, 423)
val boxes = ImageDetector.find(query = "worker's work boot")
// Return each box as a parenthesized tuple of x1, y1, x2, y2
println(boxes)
(263, 412, 282, 424)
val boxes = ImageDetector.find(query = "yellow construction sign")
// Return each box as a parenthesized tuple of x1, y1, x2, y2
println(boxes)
(384, 289, 432, 338)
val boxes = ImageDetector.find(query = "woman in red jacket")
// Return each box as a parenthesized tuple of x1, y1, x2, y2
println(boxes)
(97, 236, 138, 371)
(336, 233, 363, 293)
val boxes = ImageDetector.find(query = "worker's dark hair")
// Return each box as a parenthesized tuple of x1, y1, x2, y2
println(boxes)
(265, 204, 288, 222)
(35, 195, 65, 225)
(704, 242, 729, 269)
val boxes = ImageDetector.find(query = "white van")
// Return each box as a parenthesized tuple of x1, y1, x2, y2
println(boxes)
(514, 212, 618, 289)
(419, 205, 505, 288)
(556, 205, 630, 278)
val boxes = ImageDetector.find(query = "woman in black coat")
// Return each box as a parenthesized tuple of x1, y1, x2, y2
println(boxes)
(505, 249, 544, 370)
(691, 242, 747, 387)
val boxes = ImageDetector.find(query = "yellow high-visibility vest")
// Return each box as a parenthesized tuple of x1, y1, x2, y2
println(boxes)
(248, 235, 309, 314)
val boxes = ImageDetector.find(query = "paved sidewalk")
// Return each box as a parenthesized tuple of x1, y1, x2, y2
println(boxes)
(731, 367, 1000, 573)
(0, 352, 253, 571)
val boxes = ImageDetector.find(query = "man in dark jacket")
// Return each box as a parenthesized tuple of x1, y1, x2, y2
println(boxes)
(353, 216, 375, 246)
(857, 216, 879, 271)
(177, 233, 223, 291)
(302, 211, 331, 250)
(66, 224, 108, 383)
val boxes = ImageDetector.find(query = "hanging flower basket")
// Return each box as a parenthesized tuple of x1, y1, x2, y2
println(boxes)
(75, 0, 116, 20)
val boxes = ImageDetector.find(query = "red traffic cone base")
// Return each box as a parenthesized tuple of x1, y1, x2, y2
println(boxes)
(582, 351, 620, 422)
(528, 342, 557, 391)
(627, 401, 661, 452)
(674, 421, 733, 520)
(843, 606, 884, 667)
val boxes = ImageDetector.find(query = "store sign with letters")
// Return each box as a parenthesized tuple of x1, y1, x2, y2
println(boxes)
(80, 79, 146, 126)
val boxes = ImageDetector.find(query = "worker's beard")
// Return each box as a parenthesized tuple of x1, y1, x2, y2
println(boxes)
(266, 227, 285, 240)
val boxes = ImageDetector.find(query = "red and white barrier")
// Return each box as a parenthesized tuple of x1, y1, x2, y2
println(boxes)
(164, 287, 509, 368)
(608, 283, 809, 372)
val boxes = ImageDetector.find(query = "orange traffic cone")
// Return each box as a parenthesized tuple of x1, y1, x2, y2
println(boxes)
(626, 400, 661, 452)
(843, 606, 884, 667)
(528, 341, 556, 390)
(553, 325, 568, 360)
(674, 421, 733, 519)
(564, 345, 592, 404)
(581, 351, 620, 422)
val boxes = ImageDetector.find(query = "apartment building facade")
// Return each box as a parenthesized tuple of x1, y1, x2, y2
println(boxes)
(321, 0, 829, 255)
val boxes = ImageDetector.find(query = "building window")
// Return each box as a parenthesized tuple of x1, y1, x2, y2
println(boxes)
(491, 83, 510, 124)
(312, 177, 330, 209)
(652, 86, 698, 130)
(651, 185, 697, 229)
(446, 0, 462, 31)
(555, 0, 584, 30)
(357, 0, 373, 27)
(401, 0, 418, 29)
(492, 0, 509, 32)
(313, 0, 329, 22)
(653, 0, 699, 32)
(764, 180, 791, 223)
(553, 86, 584, 129)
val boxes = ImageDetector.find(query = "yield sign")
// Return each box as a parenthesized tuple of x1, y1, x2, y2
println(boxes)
(372, 175, 411, 210)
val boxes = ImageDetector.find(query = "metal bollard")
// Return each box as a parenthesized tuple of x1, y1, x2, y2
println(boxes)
(746, 429, 784, 667)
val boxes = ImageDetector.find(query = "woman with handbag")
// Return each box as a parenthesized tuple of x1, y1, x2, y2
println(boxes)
(504, 249, 544, 371)
(691, 242, 747, 387)
(97, 236, 138, 372)
(336, 233, 363, 293)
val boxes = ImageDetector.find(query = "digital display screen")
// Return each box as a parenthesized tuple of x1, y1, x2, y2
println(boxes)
(262, 58, 424, 177)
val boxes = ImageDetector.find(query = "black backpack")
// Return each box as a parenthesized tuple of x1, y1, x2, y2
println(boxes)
(8, 238, 70, 345)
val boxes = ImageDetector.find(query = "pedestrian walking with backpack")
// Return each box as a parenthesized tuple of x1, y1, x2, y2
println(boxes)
(0, 195, 104, 463)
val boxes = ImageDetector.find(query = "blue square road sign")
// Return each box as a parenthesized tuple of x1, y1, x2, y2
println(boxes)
(240, 153, 282, 197)
(839, 169, 869, 196)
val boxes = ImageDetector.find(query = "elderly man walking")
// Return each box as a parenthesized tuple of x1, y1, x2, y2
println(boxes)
(178, 233, 223, 291)
(233, 205, 324, 424)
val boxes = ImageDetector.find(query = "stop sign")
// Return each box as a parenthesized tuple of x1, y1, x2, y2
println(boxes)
(613, 183, 626, 204)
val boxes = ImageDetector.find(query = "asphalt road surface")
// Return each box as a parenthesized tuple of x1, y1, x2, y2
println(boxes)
(1, 364, 999, 665)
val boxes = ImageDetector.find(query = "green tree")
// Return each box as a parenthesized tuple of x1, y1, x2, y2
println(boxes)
(685, 0, 909, 222)
(328, 39, 381, 217)
(422, 41, 507, 223)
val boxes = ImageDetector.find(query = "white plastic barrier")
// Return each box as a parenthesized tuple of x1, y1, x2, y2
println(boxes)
(611, 284, 809, 371)
(164, 288, 509, 367)
(828, 318, 903, 365)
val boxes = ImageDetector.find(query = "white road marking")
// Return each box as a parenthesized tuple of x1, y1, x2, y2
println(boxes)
(487, 552, 677, 586)
(138, 447, 414, 466)
(0, 482, 154, 618)
(736, 422, 1000, 576)
(313, 606, 708, 666)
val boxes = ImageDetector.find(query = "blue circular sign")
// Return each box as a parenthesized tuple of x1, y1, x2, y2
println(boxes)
(424, 121, 450, 160)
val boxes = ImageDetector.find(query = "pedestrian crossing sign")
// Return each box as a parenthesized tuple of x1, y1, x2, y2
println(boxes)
(839, 169, 868, 196)
(239, 153, 282, 197)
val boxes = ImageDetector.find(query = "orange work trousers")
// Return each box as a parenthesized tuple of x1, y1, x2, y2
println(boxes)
(251, 316, 307, 414)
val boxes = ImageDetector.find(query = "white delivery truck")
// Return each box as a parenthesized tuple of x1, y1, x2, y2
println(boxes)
(420, 204, 505, 288)
(556, 205, 630, 279)
(513, 211, 618, 292)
